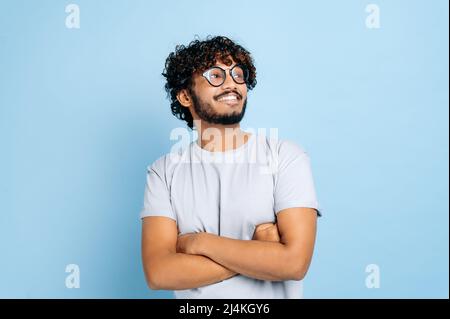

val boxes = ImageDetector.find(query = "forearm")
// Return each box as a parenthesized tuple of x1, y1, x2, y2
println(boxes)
(148, 252, 237, 290)
(196, 234, 302, 281)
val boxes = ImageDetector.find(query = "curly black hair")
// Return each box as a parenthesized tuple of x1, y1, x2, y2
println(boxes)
(162, 35, 257, 130)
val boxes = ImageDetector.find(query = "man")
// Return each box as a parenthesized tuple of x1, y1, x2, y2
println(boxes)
(140, 36, 321, 298)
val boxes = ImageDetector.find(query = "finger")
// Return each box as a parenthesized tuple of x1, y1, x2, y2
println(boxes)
(255, 223, 275, 232)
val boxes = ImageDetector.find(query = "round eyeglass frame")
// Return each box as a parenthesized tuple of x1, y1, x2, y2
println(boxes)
(201, 64, 249, 87)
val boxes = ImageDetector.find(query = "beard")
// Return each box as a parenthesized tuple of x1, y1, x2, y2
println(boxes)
(190, 91, 247, 126)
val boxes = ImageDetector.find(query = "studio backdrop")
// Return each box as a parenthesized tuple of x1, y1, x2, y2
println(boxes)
(0, 0, 448, 298)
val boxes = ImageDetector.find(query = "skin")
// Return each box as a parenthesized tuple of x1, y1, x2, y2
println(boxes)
(177, 58, 251, 152)
(141, 57, 318, 290)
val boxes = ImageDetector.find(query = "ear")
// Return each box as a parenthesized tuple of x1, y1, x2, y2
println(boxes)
(176, 89, 192, 108)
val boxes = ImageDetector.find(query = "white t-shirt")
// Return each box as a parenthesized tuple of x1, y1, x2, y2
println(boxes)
(140, 133, 321, 298)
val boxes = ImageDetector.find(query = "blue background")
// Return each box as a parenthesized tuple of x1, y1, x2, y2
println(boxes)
(0, 0, 448, 298)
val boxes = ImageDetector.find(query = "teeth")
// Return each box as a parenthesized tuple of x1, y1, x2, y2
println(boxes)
(218, 94, 238, 102)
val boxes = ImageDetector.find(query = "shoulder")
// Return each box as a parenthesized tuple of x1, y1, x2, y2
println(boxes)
(278, 139, 307, 158)
(264, 135, 309, 161)
(255, 135, 311, 174)
(146, 143, 191, 179)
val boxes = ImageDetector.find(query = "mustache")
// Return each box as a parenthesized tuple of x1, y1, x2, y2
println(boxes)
(215, 90, 242, 100)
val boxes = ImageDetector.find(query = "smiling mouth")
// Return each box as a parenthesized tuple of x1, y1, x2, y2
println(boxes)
(216, 93, 241, 104)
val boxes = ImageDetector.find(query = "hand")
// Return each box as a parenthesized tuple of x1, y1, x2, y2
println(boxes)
(252, 222, 280, 242)
(176, 232, 204, 255)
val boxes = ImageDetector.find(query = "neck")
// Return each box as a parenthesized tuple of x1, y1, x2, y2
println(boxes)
(194, 121, 250, 152)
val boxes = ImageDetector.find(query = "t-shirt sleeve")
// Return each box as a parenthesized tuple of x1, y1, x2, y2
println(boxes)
(139, 161, 177, 222)
(273, 141, 322, 217)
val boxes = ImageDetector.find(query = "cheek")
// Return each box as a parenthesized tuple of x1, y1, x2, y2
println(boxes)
(194, 91, 216, 105)
(198, 87, 218, 102)
(241, 86, 248, 98)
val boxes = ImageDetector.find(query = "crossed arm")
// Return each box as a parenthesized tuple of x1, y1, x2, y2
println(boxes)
(141, 207, 317, 290)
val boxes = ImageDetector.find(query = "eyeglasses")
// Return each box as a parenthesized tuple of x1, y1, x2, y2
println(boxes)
(202, 64, 248, 87)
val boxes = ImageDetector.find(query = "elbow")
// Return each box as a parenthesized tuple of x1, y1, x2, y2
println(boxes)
(282, 244, 314, 281)
(144, 265, 165, 290)
(145, 271, 161, 290)
(146, 276, 162, 290)
(287, 254, 311, 281)
(291, 266, 308, 281)
(143, 254, 182, 290)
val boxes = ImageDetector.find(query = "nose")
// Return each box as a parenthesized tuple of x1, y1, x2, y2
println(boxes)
(221, 70, 238, 90)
